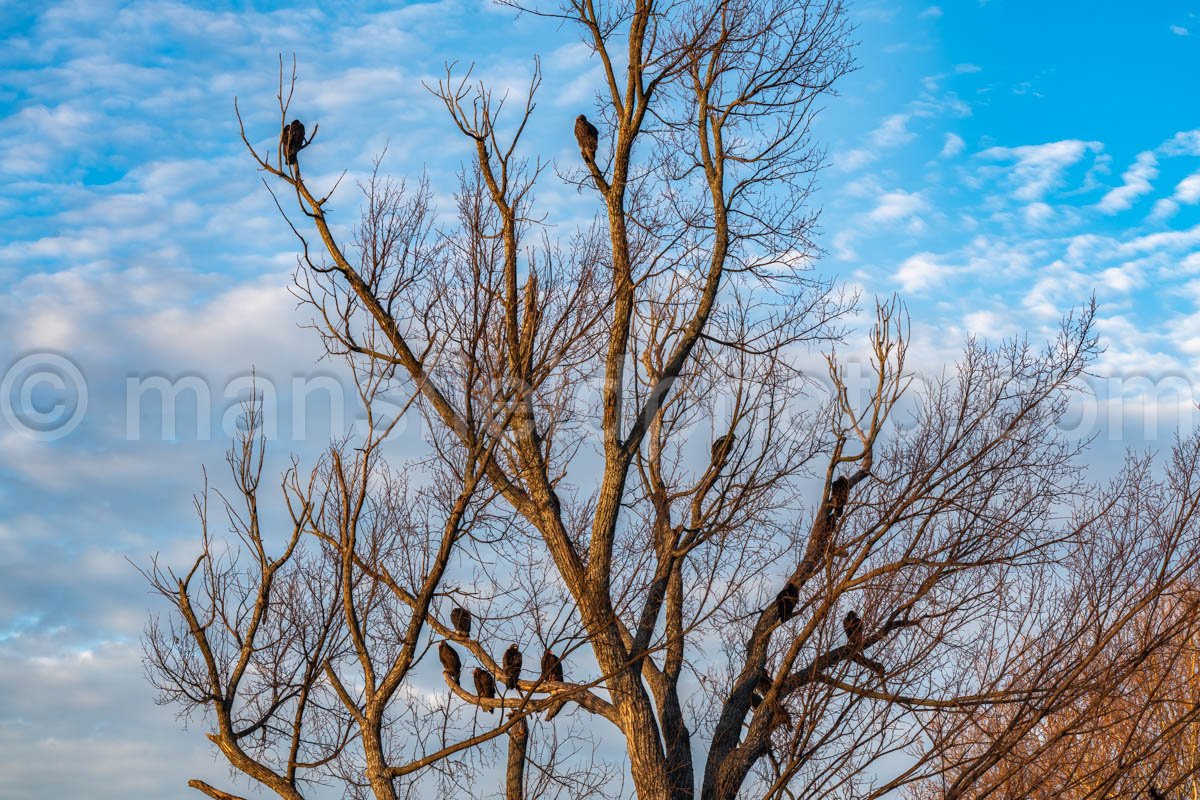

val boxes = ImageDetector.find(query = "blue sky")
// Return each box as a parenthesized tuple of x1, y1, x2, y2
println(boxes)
(0, 0, 1197, 797)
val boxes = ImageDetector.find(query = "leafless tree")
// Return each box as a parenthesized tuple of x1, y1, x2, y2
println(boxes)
(146, 2, 1200, 799)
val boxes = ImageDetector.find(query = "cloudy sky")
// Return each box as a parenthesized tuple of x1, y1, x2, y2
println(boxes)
(0, 0, 1197, 797)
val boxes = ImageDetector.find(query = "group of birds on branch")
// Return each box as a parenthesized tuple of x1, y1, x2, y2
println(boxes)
(437, 604, 567, 719)
(279, 112, 597, 175)
(766, 472, 886, 677)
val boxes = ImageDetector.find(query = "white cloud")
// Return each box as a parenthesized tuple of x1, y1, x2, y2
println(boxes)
(1024, 202, 1054, 226)
(839, 113, 916, 170)
(1151, 198, 1180, 220)
(1160, 129, 1200, 157)
(920, 6, 943, 18)
(1174, 171, 1200, 204)
(964, 310, 1018, 338)
(978, 139, 1103, 201)
(867, 189, 928, 224)
(895, 252, 949, 292)
(1097, 151, 1158, 213)
(941, 132, 965, 158)
(1170, 24, 1190, 36)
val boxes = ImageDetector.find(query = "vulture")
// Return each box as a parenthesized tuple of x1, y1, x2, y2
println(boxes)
(450, 605, 472, 637)
(826, 475, 851, 526)
(438, 641, 461, 684)
(711, 433, 736, 466)
(540, 649, 564, 683)
(750, 668, 773, 709)
(473, 667, 497, 712)
(503, 644, 523, 689)
(541, 649, 566, 720)
(575, 115, 599, 163)
(282, 119, 305, 166)
(774, 581, 799, 622)
(843, 610, 864, 650)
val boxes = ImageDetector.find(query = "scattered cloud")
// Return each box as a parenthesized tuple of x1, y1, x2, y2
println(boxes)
(839, 113, 917, 170)
(978, 140, 1104, 201)
(895, 252, 950, 292)
(1174, 171, 1200, 205)
(1170, 24, 1190, 36)
(867, 189, 929, 224)
(941, 132, 965, 158)
(920, 6, 943, 19)
(1097, 151, 1158, 213)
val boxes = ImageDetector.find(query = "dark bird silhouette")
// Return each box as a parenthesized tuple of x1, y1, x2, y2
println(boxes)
(843, 610, 864, 649)
(750, 668, 773, 710)
(1149, 785, 1166, 800)
(825, 475, 852, 529)
(473, 667, 497, 712)
(843, 609, 885, 677)
(575, 114, 599, 163)
(774, 581, 799, 622)
(502, 644, 523, 690)
(540, 649, 564, 683)
(711, 433, 736, 466)
(282, 119, 305, 166)
(450, 605, 472, 637)
(438, 641, 461, 684)
(541, 649, 566, 720)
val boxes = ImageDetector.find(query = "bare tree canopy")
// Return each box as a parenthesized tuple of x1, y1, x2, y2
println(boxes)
(144, 3, 1200, 800)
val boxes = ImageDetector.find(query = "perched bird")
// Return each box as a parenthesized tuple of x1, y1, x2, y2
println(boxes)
(450, 605, 472, 637)
(541, 649, 566, 720)
(282, 119, 305, 166)
(843, 610, 864, 650)
(1149, 785, 1166, 800)
(750, 668, 773, 709)
(711, 433, 736, 466)
(503, 644, 523, 690)
(774, 582, 799, 622)
(575, 115, 599, 163)
(829, 475, 850, 507)
(473, 667, 497, 713)
(438, 641, 461, 684)
(540, 650, 564, 683)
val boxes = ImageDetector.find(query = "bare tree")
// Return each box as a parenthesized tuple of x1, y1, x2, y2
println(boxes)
(146, 2, 1200, 799)
(906, 585, 1200, 800)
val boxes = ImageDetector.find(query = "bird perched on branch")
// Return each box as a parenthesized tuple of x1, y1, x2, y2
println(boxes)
(711, 432, 736, 468)
(502, 644, 523, 690)
(750, 668, 773, 709)
(826, 475, 852, 528)
(843, 609, 885, 678)
(843, 610, 864, 650)
(450, 605, 472, 637)
(541, 649, 566, 719)
(1149, 784, 1166, 800)
(775, 581, 799, 622)
(282, 119, 305, 166)
(438, 641, 461, 684)
(540, 650, 564, 683)
(575, 115, 599, 163)
(473, 668, 496, 712)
